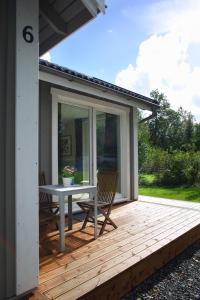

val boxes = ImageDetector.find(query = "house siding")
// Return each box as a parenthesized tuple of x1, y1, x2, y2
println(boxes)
(0, 1, 16, 299)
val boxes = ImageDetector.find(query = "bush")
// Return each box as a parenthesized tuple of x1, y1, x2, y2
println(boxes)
(138, 141, 152, 172)
(157, 151, 200, 186)
(139, 174, 157, 186)
(139, 147, 169, 174)
(139, 148, 200, 187)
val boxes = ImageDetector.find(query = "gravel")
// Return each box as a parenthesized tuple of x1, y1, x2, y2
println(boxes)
(122, 240, 200, 300)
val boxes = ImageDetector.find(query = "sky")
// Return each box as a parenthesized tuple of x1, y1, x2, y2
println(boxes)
(41, 0, 200, 121)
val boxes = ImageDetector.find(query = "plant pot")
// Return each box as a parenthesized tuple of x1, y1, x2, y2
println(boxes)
(63, 177, 73, 187)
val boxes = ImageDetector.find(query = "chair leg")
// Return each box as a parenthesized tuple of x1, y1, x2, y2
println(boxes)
(51, 207, 59, 230)
(99, 219, 107, 235)
(106, 216, 118, 229)
(55, 221, 59, 230)
(99, 208, 117, 235)
(82, 209, 90, 229)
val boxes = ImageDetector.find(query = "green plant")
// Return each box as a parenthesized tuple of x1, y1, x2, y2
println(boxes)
(139, 174, 157, 186)
(62, 166, 76, 178)
(157, 151, 200, 186)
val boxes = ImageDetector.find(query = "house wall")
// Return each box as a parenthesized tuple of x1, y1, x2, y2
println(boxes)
(0, 1, 16, 299)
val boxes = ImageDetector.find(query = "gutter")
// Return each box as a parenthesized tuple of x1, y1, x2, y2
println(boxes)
(139, 109, 157, 124)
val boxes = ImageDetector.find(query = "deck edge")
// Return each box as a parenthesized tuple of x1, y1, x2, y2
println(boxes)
(79, 224, 200, 300)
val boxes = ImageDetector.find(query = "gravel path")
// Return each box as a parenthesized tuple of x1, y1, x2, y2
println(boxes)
(122, 240, 200, 300)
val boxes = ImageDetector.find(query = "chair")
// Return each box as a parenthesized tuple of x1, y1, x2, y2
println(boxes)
(77, 171, 118, 235)
(39, 172, 59, 229)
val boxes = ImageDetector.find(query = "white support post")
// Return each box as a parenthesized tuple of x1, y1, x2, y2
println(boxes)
(130, 107, 138, 200)
(15, 0, 39, 295)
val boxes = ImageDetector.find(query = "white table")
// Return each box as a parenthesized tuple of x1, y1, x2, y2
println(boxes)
(39, 185, 97, 252)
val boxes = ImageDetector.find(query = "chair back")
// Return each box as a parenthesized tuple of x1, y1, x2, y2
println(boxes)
(97, 171, 118, 205)
(39, 172, 52, 208)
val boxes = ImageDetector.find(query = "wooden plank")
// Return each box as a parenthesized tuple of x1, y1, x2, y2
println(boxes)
(41, 211, 200, 298)
(39, 206, 192, 278)
(56, 221, 200, 300)
(78, 224, 200, 300)
(140, 196, 200, 211)
(40, 206, 186, 282)
(40, 204, 182, 274)
(37, 201, 200, 300)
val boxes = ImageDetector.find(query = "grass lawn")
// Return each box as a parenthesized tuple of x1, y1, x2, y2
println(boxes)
(139, 186, 200, 203)
(139, 174, 200, 203)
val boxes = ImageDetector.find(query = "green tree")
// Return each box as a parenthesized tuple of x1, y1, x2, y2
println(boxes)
(138, 89, 200, 187)
(148, 89, 183, 151)
(138, 121, 151, 171)
(177, 108, 194, 150)
(194, 123, 200, 150)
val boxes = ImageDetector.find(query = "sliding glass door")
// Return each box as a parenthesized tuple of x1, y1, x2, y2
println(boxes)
(96, 111, 121, 193)
(58, 103, 90, 185)
(52, 89, 130, 199)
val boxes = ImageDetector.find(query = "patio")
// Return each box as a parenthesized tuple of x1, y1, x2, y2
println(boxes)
(31, 197, 200, 300)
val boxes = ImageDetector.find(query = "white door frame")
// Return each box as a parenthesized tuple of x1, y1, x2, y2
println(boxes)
(51, 88, 130, 199)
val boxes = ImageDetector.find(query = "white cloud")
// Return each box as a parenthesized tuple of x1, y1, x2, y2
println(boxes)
(107, 29, 113, 34)
(116, 0, 200, 120)
(40, 51, 51, 62)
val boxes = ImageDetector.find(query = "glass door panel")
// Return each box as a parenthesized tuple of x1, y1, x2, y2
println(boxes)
(58, 103, 90, 185)
(96, 111, 121, 193)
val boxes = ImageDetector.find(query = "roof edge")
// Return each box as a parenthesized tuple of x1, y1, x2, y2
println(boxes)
(39, 59, 159, 109)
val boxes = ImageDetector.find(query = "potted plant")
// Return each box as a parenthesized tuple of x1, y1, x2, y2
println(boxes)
(62, 166, 76, 187)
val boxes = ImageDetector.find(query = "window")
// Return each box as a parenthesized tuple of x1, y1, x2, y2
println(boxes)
(58, 103, 90, 185)
(96, 111, 121, 193)
(52, 89, 130, 200)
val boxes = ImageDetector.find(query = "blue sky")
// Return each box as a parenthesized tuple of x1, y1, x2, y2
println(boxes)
(46, 0, 149, 82)
(42, 0, 200, 120)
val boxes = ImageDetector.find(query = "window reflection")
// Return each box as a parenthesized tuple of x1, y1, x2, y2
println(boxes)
(58, 103, 90, 185)
(96, 112, 121, 192)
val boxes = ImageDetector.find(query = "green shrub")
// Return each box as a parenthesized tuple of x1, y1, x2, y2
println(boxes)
(157, 151, 200, 186)
(139, 174, 157, 186)
(140, 147, 169, 174)
(139, 149, 200, 187)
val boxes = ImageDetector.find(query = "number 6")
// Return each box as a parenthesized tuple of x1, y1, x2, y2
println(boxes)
(23, 26, 34, 43)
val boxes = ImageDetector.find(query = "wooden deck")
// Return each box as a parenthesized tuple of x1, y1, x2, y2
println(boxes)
(33, 197, 200, 300)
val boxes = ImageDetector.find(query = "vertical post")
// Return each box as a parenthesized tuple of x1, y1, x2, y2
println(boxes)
(130, 107, 138, 200)
(94, 188, 98, 239)
(59, 194, 66, 252)
(68, 195, 73, 230)
(92, 108, 97, 186)
(15, 0, 39, 295)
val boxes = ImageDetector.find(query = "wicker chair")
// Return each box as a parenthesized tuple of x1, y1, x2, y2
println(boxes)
(77, 171, 118, 235)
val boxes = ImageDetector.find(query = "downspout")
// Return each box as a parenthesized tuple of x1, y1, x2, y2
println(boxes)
(139, 109, 157, 124)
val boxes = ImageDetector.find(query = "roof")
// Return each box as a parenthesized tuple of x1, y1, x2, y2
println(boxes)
(39, 0, 106, 55)
(39, 59, 159, 108)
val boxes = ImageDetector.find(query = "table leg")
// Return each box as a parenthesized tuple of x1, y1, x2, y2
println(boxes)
(59, 194, 65, 252)
(68, 195, 72, 230)
(94, 190, 97, 239)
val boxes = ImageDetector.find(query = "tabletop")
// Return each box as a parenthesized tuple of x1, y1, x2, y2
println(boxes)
(39, 184, 97, 196)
